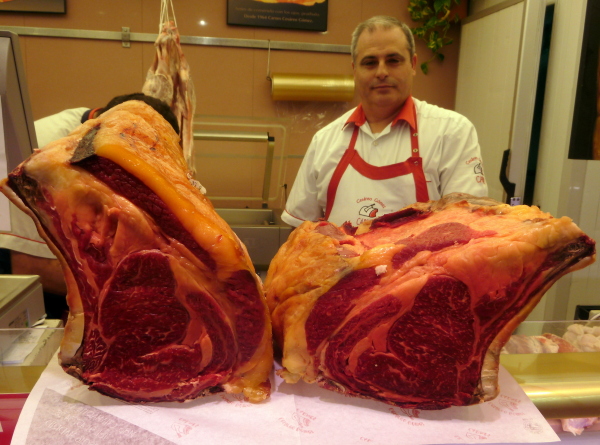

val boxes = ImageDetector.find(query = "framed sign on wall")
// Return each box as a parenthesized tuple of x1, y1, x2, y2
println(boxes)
(0, 0, 66, 14)
(227, 0, 328, 32)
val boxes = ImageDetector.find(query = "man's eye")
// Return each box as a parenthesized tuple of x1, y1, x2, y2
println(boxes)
(387, 58, 401, 64)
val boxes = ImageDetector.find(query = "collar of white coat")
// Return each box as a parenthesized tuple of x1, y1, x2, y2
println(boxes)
(343, 95, 417, 131)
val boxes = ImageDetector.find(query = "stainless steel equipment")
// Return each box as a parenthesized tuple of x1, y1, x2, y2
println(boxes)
(194, 130, 292, 270)
(214, 208, 292, 271)
(0, 275, 45, 330)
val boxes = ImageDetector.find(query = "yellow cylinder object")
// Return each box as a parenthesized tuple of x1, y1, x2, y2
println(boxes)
(271, 73, 355, 102)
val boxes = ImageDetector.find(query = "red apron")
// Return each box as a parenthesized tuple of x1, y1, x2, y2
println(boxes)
(324, 103, 429, 224)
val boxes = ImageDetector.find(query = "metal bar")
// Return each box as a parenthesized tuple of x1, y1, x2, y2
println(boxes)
(194, 130, 276, 207)
(207, 196, 262, 201)
(121, 27, 131, 48)
(0, 26, 127, 41)
(193, 130, 270, 143)
(262, 136, 275, 209)
(0, 25, 350, 54)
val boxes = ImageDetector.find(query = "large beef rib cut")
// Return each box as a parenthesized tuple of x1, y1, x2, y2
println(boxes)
(1, 101, 272, 403)
(264, 194, 595, 409)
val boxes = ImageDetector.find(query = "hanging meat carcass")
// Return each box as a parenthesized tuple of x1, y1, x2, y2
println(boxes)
(1, 101, 273, 403)
(264, 193, 595, 409)
(142, 13, 196, 171)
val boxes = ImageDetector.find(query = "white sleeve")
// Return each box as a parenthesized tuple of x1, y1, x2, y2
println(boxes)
(281, 136, 323, 227)
(34, 107, 88, 148)
(0, 108, 87, 257)
(438, 116, 488, 198)
(0, 203, 55, 259)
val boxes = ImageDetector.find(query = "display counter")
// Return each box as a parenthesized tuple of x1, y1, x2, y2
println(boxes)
(499, 320, 600, 420)
(1, 320, 599, 444)
(0, 322, 63, 445)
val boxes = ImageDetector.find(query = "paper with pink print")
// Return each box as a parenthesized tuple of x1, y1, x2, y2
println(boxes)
(12, 356, 559, 445)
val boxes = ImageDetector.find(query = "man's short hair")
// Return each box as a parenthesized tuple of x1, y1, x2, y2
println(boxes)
(350, 16, 415, 63)
(100, 93, 180, 135)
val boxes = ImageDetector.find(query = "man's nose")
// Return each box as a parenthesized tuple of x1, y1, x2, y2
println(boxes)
(376, 60, 388, 78)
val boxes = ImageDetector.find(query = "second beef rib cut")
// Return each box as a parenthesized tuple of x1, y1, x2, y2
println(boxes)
(265, 193, 595, 409)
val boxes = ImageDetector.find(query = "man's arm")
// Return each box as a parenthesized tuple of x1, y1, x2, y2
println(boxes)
(281, 137, 323, 227)
(10, 250, 67, 295)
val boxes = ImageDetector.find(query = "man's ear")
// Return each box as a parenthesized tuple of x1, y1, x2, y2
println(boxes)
(412, 53, 418, 73)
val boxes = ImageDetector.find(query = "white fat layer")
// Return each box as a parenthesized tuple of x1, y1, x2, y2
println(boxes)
(375, 264, 387, 276)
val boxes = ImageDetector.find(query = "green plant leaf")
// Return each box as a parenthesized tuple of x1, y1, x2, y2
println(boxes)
(409, 0, 461, 74)
(433, 0, 452, 13)
(412, 28, 426, 38)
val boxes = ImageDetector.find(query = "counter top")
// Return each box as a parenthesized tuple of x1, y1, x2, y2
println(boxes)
(500, 352, 600, 418)
(2, 321, 599, 443)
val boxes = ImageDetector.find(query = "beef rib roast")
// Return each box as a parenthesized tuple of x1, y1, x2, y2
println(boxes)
(1, 101, 273, 403)
(264, 194, 595, 409)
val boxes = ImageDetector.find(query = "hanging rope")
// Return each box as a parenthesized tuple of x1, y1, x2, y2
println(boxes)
(159, 0, 177, 30)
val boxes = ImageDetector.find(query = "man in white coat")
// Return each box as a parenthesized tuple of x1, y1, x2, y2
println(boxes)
(281, 15, 488, 228)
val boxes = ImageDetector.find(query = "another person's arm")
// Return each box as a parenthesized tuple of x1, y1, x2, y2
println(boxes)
(1, 203, 66, 295)
(10, 251, 67, 295)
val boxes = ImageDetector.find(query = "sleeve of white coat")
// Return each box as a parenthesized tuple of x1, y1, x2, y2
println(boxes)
(438, 115, 488, 198)
(0, 203, 56, 259)
(281, 136, 323, 227)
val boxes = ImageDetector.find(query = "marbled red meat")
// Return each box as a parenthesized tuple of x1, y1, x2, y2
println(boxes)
(265, 194, 595, 409)
(1, 101, 272, 403)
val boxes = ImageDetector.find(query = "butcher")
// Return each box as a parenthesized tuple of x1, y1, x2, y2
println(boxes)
(0, 93, 179, 319)
(281, 15, 488, 228)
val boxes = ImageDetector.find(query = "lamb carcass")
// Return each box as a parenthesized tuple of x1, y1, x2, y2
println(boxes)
(265, 194, 595, 409)
(142, 20, 196, 170)
(1, 101, 272, 403)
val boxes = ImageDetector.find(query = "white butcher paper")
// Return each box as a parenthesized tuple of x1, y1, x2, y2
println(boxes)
(12, 354, 560, 445)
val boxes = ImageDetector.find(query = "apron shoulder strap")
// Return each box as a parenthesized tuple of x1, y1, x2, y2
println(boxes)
(324, 126, 360, 220)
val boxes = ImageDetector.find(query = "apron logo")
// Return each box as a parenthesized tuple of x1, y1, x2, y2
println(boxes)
(359, 203, 379, 218)
(473, 163, 483, 175)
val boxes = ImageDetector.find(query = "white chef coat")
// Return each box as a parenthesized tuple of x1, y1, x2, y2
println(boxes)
(281, 97, 488, 227)
(34, 107, 89, 148)
(0, 107, 89, 259)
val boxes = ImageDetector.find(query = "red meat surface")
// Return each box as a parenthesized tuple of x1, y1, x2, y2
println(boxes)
(265, 194, 595, 409)
(1, 101, 272, 403)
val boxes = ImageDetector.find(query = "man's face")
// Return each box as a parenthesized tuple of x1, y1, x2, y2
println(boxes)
(352, 26, 417, 112)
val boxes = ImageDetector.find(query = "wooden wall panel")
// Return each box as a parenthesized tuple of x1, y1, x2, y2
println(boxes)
(0, 0, 463, 208)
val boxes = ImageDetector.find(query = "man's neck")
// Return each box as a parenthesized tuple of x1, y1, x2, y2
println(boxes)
(363, 103, 403, 133)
